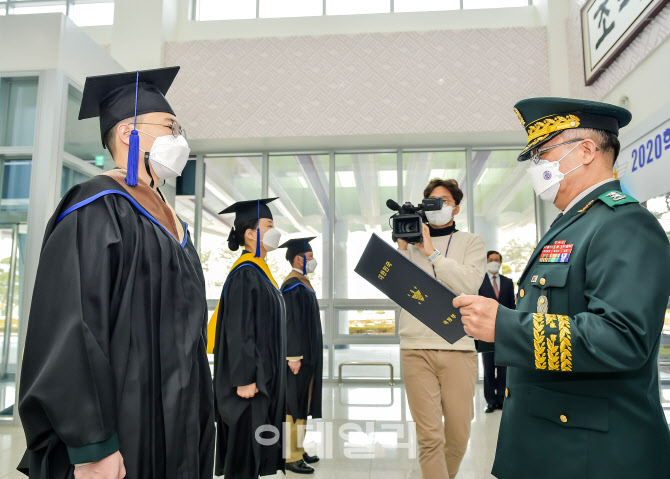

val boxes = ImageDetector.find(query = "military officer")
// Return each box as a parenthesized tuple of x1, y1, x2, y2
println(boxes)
(454, 97, 670, 479)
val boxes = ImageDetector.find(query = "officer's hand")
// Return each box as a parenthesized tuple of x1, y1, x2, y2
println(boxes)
(288, 360, 301, 375)
(74, 450, 126, 479)
(237, 383, 259, 398)
(415, 224, 435, 257)
(453, 294, 498, 342)
(397, 238, 408, 250)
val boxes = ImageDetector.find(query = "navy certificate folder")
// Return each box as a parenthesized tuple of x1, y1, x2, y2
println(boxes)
(354, 233, 466, 344)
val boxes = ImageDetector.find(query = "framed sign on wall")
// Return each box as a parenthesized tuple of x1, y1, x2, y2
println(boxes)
(581, 0, 669, 85)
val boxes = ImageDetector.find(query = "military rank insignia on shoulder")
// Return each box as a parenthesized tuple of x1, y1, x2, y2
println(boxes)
(598, 190, 638, 208)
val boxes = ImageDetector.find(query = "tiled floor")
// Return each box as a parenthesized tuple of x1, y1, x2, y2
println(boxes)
(1, 382, 669, 479)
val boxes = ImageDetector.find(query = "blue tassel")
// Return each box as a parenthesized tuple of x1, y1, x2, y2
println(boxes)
(125, 70, 140, 187)
(302, 254, 307, 275)
(255, 227, 261, 258)
(125, 130, 139, 187)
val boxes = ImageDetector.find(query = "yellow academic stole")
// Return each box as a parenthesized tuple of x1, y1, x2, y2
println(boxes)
(206, 255, 278, 354)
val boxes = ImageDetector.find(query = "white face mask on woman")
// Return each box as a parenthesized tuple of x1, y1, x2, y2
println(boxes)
(425, 205, 454, 226)
(261, 227, 282, 252)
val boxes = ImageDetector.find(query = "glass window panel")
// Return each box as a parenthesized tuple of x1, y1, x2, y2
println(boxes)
(201, 156, 262, 300)
(196, 0, 256, 20)
(646, 193, 670, 384)
(334, 152, 396, 299)
(326, 0, 390, 16)
(463, 0, 528, 9)
(69, 2, 114, 26)
(1, 78, 38, 147)
(334, 344, 400, 379)
(1, 159, 31, 212)
(402, 150, 468, 232)
(472, 149, 536, 285)
(61, 165, 91, 197)
(10, 3, 67, 15)
(64, 86, 112, 168)
(175, 160, 198, 239)
(394, 0, 459, 13)
(0, 224, 27, 418)
(260, 0, 322, 18)
(337, 309, 396, 336)
(269, 154, 330, 298)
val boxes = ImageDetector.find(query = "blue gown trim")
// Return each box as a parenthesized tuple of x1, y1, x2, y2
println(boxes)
(227, 264, 281, 293)
(55, 189, 189, 248)
(281, 282, 316, 294)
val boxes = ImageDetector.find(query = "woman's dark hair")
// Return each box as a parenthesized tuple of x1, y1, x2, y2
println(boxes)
(423, 178, 464, 205)
(227, 219, 259, 251)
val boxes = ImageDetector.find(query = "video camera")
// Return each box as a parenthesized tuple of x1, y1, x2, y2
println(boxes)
(387, 198, 442, 244)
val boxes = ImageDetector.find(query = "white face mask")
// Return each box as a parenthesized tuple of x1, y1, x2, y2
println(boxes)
(140, 132, 191, 180)
(261, 227, 282, 252)
(306, 258, 318, 274)
(487, 262, 501, 274)
(425, 205, 454, 226)
(526, 141, 584, 203)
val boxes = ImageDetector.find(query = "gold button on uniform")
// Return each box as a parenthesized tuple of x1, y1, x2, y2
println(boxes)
(505, 388, 510, 398)
(520, 289, 525, 298)
(540, 278, 546, 286)
(560, 415, 567, 423)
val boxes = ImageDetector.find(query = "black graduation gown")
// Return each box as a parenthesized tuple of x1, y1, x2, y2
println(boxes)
(17, 176, 215, 479)
(213, 252, 287, 479)
(281, 277, 323, 421)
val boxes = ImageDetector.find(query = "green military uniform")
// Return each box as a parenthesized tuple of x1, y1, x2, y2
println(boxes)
(491, 98, 670, 479)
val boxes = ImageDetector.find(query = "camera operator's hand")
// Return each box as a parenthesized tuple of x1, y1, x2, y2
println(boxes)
(415, 224, 435, 257)
(397, 238, 408, 250)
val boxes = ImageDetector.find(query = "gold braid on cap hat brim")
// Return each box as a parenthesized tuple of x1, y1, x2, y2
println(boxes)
(526, 114, 581, 144)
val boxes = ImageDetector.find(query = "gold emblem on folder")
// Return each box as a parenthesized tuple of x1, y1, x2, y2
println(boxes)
(408, 286, 427, 304)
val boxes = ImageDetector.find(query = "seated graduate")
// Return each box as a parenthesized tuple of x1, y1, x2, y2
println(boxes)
(17, 67, 214, 479)
(208, 198, 287, 479)
(279, 237, 324, 475)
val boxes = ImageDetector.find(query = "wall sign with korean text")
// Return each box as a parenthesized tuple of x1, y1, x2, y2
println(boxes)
(616, 117, 670, 202)
(581, 0, 669, 85)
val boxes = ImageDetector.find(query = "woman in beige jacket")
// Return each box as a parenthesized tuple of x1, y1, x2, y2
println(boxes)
(398, 179, 487, 479)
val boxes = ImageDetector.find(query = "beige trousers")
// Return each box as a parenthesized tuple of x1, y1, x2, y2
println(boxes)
(401, 349, 478, 479)
(285, 376, 314, 463)
(285, 415, 307, 463)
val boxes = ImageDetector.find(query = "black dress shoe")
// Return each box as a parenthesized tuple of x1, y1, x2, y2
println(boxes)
(485, 404, 496, 413)
(286, 460, 315, 474)
(496, 402, 504, 410)
(303, 453, 320, 464)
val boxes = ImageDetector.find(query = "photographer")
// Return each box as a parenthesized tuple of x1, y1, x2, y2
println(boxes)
(397, 178, 486, 479)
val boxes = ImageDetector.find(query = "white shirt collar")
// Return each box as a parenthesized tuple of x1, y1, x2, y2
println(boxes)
(292, 268, 305, 275)
(487, 271, 499, 280)
(562, 178, 617, 214)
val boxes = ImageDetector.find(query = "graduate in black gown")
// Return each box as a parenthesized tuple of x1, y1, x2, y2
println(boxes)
(17, 68, 215, 479)
(208, 198, 287, 479)
(279, 238, 324, 475)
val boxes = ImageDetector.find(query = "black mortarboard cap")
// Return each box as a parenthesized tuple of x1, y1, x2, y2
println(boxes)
(280, 237, 316, 263)
(78, 66, 179, 146)
(219, 198, 278, 228)
(513, 97, 632, 161)
(220, 198, 278, 257)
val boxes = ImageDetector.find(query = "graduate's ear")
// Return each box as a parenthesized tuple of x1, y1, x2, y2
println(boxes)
(117, 121, 133, 148)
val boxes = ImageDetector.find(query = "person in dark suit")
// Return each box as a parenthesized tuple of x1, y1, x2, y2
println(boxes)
(478, 250, 515, 413)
